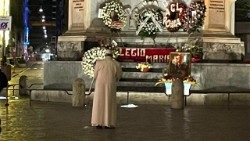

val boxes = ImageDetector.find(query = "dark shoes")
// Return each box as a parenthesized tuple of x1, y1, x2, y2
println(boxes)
(94, 125, 115, 129)
(104, 126, 115, 129)
(95, 125, 103, 129)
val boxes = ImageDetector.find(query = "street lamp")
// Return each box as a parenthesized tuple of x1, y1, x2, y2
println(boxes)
(39, 6, 43, 13)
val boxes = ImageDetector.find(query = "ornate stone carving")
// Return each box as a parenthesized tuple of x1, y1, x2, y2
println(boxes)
(203, 42, 244, 60)
(57, 41, 83, 60)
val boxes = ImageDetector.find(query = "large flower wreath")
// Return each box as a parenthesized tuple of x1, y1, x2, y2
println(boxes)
(102, 1, 126, 32)
(183, 1, 206, 34)
(164, 1, 187, 32)
(81, 47, 120, 78)
(136, 6, 164, 39)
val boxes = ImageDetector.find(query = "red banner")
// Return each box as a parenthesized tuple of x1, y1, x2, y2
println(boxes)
(118, 47, 176, 63)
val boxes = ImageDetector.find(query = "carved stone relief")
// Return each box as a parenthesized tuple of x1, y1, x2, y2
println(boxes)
(203, 42, 244, 60)
(57, 41, 83, 60)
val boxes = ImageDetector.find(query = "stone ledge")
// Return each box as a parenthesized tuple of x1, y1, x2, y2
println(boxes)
(203, 36, 242, 44)
(30, 90, 250, 106)
(31, 90, 72, 103)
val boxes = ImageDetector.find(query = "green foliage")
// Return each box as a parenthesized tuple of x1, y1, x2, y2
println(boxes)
(188, 45, 203, 56)
(181, 36, 203, 57)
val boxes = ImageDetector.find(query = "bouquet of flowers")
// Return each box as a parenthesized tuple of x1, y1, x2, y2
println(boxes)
(183, 75, 196, 85)
(136, 62, 152, 72)
(155, 74, 196, 86)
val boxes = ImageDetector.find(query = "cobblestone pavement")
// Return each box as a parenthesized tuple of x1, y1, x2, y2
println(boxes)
(1, 98, 250, 141)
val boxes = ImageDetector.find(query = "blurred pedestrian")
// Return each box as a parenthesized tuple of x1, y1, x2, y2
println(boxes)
(0, 68, 8, 93)
(90, 49, 122, 129)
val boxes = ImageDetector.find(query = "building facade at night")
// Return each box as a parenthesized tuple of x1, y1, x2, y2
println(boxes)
(0, 0, 27, 62)
(0, 0, 10, 60)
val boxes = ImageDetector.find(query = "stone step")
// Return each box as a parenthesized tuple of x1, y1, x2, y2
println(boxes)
(122, 72, 163, 79)
(118, 81, 159, 87)
(122, 68, 164, 73)
(117, 86, 165, 93)
(120, 62, 167, 68)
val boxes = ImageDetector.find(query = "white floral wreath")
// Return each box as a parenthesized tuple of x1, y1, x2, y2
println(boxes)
(81, 47, 120, 78)
(164, 1, 187, 32)
(136, 6, 163, 38)
(102, 1, 126, 30)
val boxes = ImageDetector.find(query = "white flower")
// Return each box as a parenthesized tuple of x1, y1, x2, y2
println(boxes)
(82, 47, 120, 78)
(137, 8, 163, 37)
(102, 1, 126, 30)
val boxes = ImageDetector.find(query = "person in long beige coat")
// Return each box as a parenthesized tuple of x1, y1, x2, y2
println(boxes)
(91, 50, 122, 129)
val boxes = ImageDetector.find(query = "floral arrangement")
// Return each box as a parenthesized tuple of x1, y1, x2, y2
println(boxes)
(155, 75, 196, 86)
(136, 62, 152, 72)
(180, 37, 203, 62)
(81, 43, 120, 78)
(183, 43, 202, 56)
(162, 0, 206, 33)
(136, 6, 163, 39)
(101, 1, 126, 32)
(81, 47, 107, 77)
(133, 0, 206, 38)
(183, 1, 206, 34)
(183, 75, 196, 84)
(164, 1, 187, 32)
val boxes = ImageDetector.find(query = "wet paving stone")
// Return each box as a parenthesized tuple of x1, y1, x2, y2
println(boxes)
(1, 98, 250, 141)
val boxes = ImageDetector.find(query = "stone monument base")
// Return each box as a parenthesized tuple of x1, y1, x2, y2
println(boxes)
(112, 32, 245, 61)
(56, 35, 87, 61)
(202, 36, 244, 61)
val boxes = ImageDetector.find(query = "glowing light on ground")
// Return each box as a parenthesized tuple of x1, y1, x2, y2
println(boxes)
(121, 104, 138, 108)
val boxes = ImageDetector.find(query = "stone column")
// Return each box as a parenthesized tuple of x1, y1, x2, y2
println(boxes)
(68, 0, 86, 31)
(202, 0, 244, 61)
(72, 78, 85, 107)
(67, 0, 95, 31)
(57, 0, 92, 60)
(204, 0, 236, 35)
(229, 0, 236, 35)
(171, 79, 184, 109)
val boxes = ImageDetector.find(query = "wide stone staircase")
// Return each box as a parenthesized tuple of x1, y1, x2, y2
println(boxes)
(117, 62, 166, 93)
(30, 61, 169, 104)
